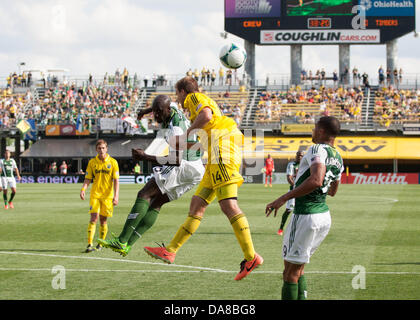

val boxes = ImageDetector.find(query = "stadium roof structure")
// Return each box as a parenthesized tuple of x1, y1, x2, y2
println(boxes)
(20, 138, 153, 159)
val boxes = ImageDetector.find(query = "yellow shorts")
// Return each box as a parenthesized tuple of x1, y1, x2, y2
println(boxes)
(194, 182, 239, 204)
(194, 129, 244, 203)
(89, 198, 114, 217)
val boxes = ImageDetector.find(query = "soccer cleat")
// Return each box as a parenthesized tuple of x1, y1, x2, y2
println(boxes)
(269, 184, 272, 187)
(95, 244, 102, 251)
(85, 244, 96, 253)
(97, 233, 127, 254)
(4, 204, 8, 210)
(119, 245, 132, 257)
(144, 244, 176, 264)
(8, 202, 14, 209)
(264, 184, 267, 187)
(234, 252, 264, 281)
(277, 229, 283, 236)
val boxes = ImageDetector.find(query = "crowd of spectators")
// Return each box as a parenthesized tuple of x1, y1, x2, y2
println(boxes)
(299, 66, 404, 89)
(186, 67, 248, 87)
(0, 88, 31, 128)
(0, 81, 140, 130)
(255, 86, 364, 124)
(373, 86, 420, 127)
(30, 84, 140, 128)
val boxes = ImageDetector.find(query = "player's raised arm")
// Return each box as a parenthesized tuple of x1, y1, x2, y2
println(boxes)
(137, 107, 153, 120)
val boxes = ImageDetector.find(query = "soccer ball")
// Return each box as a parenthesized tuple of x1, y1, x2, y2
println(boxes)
(219, 43, 247, 69)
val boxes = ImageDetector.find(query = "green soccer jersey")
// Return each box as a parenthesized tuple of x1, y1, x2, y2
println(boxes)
(1, 158, 17, 178)
(161, 104, 201, 161)
(294, 144, 344, 214)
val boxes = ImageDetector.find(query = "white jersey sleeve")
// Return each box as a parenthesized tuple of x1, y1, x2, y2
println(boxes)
(286, 161, 295, 176)
(11, 159, 17, 170)
(309, 144, 328, 167)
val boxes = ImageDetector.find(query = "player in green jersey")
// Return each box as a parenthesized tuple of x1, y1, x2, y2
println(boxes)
(98, 95, 204, 256)
(266, 116, 343, 300)
(0, 150, 21, 209)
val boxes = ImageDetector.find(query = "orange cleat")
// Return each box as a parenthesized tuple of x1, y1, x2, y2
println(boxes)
(234, 252, 264, 281)
(8, 202, 14, 209)
(277, 229, 283, 236)
(144, 244, 176, 264)
(4, 204, 8, 210)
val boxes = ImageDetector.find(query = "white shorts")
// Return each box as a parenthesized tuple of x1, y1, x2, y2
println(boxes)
(286, 198, 295, 210)
(154, 159, 205, 201)
(282, 212, 331, 265)
(1, 177, 16, 189)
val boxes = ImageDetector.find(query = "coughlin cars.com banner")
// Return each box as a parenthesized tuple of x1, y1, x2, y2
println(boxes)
(261, 29, 380, 44)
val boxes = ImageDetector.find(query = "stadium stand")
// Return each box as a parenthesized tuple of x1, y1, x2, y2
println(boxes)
(373, 86, 420, 128)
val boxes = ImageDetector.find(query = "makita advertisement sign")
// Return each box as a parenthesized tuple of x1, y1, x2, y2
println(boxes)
(359, 0, 415, 16)
(261, 30, 380, 44)
(341, 173, 419, 184)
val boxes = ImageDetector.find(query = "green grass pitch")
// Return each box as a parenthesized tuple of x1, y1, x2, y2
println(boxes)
(0, 183, 419, 300)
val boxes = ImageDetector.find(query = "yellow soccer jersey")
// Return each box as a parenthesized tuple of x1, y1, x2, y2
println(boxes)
(184, 92, 237, 136)
(85, 154, 119, 199)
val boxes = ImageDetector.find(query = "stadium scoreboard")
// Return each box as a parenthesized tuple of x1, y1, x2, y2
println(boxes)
(224, 0, 416, 44)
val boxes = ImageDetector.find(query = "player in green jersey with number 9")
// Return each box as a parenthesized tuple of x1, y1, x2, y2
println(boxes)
(266, 116, 343, 300)
(0, 150, 21, 209)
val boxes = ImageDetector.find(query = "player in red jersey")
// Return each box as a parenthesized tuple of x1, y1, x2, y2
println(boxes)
(264, 154, 275, 187)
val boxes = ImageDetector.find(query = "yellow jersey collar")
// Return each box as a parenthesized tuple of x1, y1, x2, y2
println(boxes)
(96, 154, 110, 162)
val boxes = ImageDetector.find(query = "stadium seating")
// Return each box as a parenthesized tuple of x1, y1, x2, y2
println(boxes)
(253, 87, 363, 126)
(373, 87, 420, 127)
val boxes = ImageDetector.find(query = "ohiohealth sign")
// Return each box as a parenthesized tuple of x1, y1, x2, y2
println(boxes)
(359, 0, 415, 16)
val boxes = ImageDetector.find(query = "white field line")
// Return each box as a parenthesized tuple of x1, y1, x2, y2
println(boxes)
(1, 251, 419, 275)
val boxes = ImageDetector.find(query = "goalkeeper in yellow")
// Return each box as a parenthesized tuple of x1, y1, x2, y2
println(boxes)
(144, 76, 263, 280)
(80, 139, 120, 253)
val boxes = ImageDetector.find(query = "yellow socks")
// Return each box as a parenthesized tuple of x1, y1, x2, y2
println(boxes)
(167, 215, 202, 253)
(99, 223, 108, 241)
(230, 213, 255, 261)
(87, 222, 96, 245)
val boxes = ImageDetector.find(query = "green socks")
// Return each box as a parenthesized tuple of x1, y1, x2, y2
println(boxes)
(282, 282, 298, 300)
(282, 275, 307, 300)
(118, 198, 150, 243)
(9, 192, 15, 203)
(298, 275, 307, 300)
(3, 193, 7, 205)
(127, 208, 159, 246)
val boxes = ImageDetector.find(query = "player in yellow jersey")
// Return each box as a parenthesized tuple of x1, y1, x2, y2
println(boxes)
(80, 139, 120, 253)
(144, 76, 263, 280)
